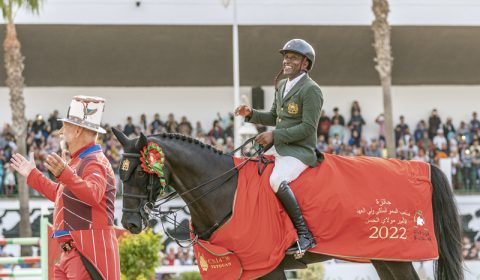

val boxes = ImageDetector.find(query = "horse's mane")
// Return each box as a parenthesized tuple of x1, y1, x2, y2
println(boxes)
(150, 132, 226, 155)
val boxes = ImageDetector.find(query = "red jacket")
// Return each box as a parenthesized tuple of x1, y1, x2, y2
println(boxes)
(28, 143, 120, 280)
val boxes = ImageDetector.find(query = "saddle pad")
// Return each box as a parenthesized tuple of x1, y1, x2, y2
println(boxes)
(193, 239, 243, 280)
(195, 153, 438, 279)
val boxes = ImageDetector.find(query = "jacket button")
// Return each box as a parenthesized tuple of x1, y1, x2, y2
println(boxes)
(281, 108, 284, 111)
(278, 118, 282, 123)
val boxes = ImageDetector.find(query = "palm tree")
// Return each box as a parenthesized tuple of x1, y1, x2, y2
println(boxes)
(371, 0, 395, 158)
(1, 0, 41, 255)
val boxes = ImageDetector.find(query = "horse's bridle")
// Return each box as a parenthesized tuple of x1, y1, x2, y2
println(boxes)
(120, 150, 241, 248)
(121, 152, 160, 226)
(120, 137, 273, 247)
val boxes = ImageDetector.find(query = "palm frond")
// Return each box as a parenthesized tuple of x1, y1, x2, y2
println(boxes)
(0, 2, 8, 19)
(12, 0, 41, 14)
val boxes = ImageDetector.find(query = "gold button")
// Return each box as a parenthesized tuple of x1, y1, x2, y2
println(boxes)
(278, 118, 282, 123)
(281, 108, 284, 111)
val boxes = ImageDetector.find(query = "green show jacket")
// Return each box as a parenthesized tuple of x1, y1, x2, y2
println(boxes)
(247, 74, 323, 167)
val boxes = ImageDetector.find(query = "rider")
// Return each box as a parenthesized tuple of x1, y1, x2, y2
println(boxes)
(11, 96, 119, 280)
(235, 39, 323, 256)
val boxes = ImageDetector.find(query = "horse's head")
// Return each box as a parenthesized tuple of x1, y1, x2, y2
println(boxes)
(112, 128, 167, 234)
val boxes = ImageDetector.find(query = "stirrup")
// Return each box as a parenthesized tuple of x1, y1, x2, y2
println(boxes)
(292, 241, 305, 259)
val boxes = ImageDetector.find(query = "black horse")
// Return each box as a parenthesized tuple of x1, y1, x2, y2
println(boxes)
(112, 128, 463, 280)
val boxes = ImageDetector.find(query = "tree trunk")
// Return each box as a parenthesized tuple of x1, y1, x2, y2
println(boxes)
(4, 22, 32, 256)
(371, 0, 395, 158)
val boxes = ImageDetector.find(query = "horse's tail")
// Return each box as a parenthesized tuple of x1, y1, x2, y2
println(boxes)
(430, 164, 464, 280)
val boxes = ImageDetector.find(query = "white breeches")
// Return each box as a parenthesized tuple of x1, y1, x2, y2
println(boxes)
(269, 146, 308, 193)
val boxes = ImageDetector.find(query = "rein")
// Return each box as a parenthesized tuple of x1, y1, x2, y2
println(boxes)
(121, 136, 273, 247)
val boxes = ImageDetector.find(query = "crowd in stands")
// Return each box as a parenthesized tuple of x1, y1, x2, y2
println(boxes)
(1, 101, 480, 261)
(1, 102, 480, 192)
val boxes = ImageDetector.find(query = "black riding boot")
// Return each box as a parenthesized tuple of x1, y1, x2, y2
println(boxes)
(276, 181, 316, 258)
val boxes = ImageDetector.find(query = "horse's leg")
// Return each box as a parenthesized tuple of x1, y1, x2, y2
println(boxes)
(372, 260, 395, 280)
(258, 263, 286, 280)
(372, 260, 419, 280)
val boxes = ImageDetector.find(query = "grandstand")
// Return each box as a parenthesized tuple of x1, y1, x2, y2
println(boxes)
(1, 0, 480, 278)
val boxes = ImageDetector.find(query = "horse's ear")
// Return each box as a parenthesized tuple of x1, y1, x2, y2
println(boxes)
(135, 132, 148, 151)
(112, 127, 130, 147)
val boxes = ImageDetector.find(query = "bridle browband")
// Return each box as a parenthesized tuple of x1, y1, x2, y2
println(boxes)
(120, 137, 272, 247)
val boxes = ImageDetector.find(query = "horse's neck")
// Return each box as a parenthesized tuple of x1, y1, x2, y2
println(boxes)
(161, 138, 236, 238)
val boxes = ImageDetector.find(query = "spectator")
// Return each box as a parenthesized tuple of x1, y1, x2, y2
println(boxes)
(178, 116, 193, 136)
(316, 135, 328, 153)
(317, 110, 331, 140)
(44, 131, 61, 155)
(470, 139, 480, 156)
(123, 116, 136, 137)
(396, 139, 408, 160)
(433, 129, 447, 150)
(470, 112, 480, 136)
(450, 149, 462, 189)
(331, 107, 345, 126)
(347, 109, 366, 140)
(348, 130, 361, 148)
(3, 163, 16, 196)
(414, 120, 428, 143)
(405, 139, 418, 160)
(328, 118, 345, 144)
(0, 150, 5, 195)
(428, 109, 442, 139)
(165, 113, 178, 133)
(462, 236, 473, 259)
(164, 247, 177, 266)
(413, 148, 429, 162)
(31, 114, 47, 147)
(350, 100, 361, 117)
(365, 139, 382, 157)
(402, 127, 413, 148)
(150, 113, 165, 134)
(224, 114, 234, 140)
(195, 121, 204, 137)
(434, 143, 449, 165)
(139, 114, 148, 133)
(443, 117, 456, 142)
(457, 121, 471, 144)
(47, 110, 63, 133)
(225, 137, 235, 153)
(207, 120, 225, 144)
(461, 149, 475, 190)
(395, 115, 409, 146)
(417, 131, 431, 151)
(375, 113, 385, 143)
(31, 114, 46, 135)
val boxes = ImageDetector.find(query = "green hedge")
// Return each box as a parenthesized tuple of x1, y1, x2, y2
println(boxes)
(119, 229, 163, 280)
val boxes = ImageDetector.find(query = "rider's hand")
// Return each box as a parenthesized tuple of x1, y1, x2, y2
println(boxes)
(44, 153, 67, 177)
(10, 152, 36, 177)
(234, 105, 253, 118)
(255, 131, 274, 146)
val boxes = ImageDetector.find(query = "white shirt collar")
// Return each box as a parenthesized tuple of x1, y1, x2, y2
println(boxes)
(284, 72, 306, 97)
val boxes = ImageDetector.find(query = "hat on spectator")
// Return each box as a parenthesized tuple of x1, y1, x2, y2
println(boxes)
(59, 95, 106, 134)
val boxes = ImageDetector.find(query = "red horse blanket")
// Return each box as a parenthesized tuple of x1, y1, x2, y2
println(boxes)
(193, 153, 439, 279)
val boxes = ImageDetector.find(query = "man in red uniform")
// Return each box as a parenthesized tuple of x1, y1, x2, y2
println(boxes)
(10, 96, 119, 280)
